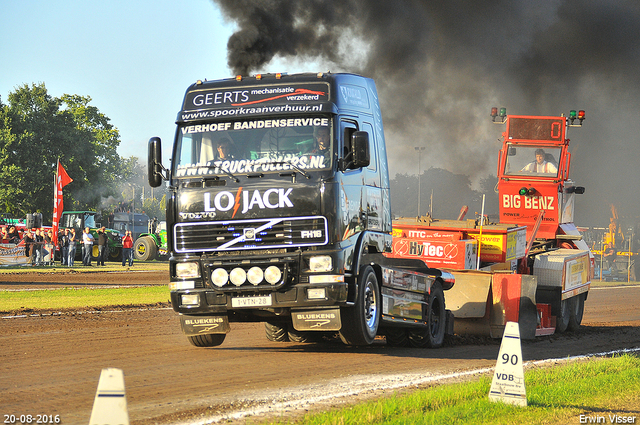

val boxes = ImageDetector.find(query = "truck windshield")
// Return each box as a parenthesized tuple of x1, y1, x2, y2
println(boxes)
(504, 145, 561, 177)
(174, 117, 333, 178)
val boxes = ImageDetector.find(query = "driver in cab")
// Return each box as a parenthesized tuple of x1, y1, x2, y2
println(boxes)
(521, 148, 558, 174)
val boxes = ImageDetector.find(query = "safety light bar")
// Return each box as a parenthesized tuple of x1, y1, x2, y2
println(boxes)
(490, 107, 507, 123)
(568, 109, 586, 127)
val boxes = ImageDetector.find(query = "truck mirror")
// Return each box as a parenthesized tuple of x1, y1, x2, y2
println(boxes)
(148, 137, 163, 188)
(351, 131, 370, 168)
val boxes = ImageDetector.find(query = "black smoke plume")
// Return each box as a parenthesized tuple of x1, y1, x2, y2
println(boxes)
(213, 0, 640, 227)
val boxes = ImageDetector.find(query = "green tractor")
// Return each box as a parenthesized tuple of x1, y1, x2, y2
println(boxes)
(133, 219, 168, 261)
(59, 211, 123, 261)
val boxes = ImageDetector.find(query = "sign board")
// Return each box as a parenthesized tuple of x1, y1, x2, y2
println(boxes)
(489, 321, 527, 406)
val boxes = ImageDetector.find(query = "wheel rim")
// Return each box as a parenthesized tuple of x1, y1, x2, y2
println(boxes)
(363, 280, 378, 331)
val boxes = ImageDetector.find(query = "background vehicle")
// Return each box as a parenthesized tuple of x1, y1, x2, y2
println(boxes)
(59, 211, 122, 261)
(391, 109, 592, 339)
(108, 212, 150, 240)
(148, 73, 455, 348)
(133, 219, 168, 261)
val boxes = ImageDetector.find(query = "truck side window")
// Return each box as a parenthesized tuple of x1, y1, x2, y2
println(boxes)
(341, 121, 359, 170)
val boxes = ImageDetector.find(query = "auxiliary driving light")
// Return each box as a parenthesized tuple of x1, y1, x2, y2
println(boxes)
(211, 268, 229, 287)
(229, 268, 247, 286)
(247, 266, 264, 285)
(264, 265, 282, 285)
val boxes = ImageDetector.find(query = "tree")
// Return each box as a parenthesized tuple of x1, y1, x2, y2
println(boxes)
(0, 83, 126, 221)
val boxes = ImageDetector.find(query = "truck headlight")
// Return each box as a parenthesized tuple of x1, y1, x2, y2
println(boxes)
(247, 267, 264, 285)
(309, 256, 332, 272)
(176, 262, 200, 278)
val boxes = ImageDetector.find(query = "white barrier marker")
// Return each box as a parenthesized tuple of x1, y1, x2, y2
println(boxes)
(89, 368, 130, 425)
(489, 321, 527, 407)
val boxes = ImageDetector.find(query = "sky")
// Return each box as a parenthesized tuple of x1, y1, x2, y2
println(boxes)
(3, 1, 640, 228)
(1, 0, 235, 162)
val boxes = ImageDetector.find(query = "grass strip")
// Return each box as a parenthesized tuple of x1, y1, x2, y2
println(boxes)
(0, 285, 170, 312)
(266, 354, 640, 425)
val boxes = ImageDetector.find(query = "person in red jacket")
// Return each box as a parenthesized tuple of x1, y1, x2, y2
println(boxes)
(122, 231, 134, 267)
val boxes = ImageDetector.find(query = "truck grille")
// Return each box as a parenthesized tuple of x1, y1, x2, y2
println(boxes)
(174, 216, 327, 253)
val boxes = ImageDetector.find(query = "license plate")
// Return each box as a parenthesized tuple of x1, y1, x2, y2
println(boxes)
(231, 294, 272, 308)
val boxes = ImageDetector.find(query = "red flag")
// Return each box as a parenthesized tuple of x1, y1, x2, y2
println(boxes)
(52, 161, 73, 247)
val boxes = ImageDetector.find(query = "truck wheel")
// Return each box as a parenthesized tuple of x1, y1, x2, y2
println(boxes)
(567, 293, 586, 331)
(556, 298, 572, 333)
(384, 329, 409, 347)
(408, 282, 446, 348)
(339, 266, 380, 346)
(187, 333, 226, 347)
(134, 236, 156, 261)
(265, 321, 289, 342)
(108, 247, 122, 262)
(288, 329, 315, 343)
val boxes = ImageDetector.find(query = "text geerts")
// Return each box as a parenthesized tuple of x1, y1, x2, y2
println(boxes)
(502, 194, 555, 210)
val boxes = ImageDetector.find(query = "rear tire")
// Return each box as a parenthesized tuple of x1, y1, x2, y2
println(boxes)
(408, 282, 446, 348)
(567, 293, 586, 331)
(556, 298, 571, 333)
(265, 321, 289, 342)
(384, 329, 409, 347)
(339, 266, 380, 346)
(134, 236, 157, 261)
(187, 333, 226, 347)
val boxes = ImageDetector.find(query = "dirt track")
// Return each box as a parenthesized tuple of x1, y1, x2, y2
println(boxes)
(1, 271, 640, 424)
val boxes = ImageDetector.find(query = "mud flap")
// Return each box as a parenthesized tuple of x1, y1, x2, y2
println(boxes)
(291, 308, 342, 331)
(180, 314, 230, 336)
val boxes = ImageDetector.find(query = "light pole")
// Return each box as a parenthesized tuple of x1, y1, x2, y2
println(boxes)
(415, 147, 425, 217)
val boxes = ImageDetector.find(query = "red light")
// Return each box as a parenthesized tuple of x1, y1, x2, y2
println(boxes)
(578, 110, 585, 120)
(256, 74, 262, 80)
(276, 73, 282, 79)
(490, 107, 498, 118)
(235, 75, 242, 81)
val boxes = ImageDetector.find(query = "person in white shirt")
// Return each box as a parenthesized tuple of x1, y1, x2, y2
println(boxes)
(521, 149, 558, 174)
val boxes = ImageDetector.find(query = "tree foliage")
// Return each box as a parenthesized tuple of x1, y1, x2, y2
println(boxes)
(0, 83, 165, 224)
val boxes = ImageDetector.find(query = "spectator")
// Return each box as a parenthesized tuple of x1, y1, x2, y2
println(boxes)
(23, 230, 35, 263)
(82, 227, 95, 266)
(34, 229, 44, 265)
(96, 227, 108, 266)
(59, 229, 70, 266)
(122, 231, 134, 267)
(6, 226, 20, 244)
(68, 228, 77, 267)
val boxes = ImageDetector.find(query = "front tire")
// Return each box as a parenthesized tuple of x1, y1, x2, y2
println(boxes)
(188, 333, 226, 347)
(339, 266, 380, 346)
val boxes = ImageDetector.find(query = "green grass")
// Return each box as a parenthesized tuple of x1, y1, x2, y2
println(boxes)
(0, 285, 170, 313)
(0, 261, 168, 273)
(265, 354, 640, 425)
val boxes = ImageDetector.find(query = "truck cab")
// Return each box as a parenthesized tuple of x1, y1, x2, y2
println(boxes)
(149, 73, 454, 347)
